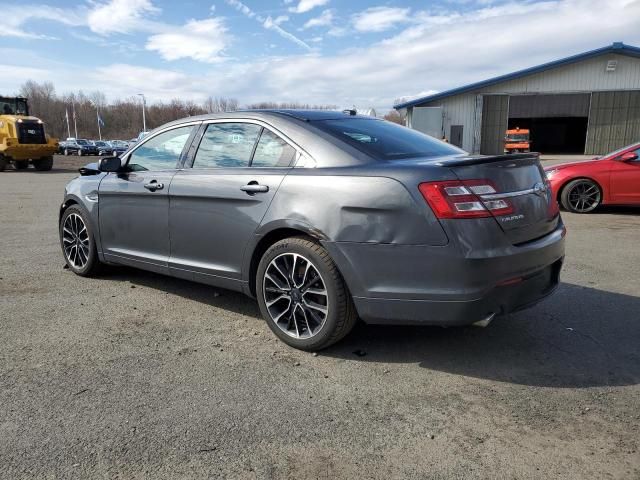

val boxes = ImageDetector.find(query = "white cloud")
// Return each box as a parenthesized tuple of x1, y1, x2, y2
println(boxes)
(226, 0, 311, 50)
(303, 9, 333, 29)
(0, 4, 84, 39)
(352, 6, 411, 32)
(3, 0, 640, 114)
(146, 18, 229, 63)
(87, 0, 159, 35)
(227, 0, 255, 18)
(288, 0, 330, 14)
(273, 15, 290, 25)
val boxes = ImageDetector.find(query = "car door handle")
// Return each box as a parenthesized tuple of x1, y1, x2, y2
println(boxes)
(240, 183, 269, 194)
(144, 181, 164, 191)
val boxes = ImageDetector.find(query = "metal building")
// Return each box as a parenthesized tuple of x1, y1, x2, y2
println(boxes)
(394, 42, 640, 155)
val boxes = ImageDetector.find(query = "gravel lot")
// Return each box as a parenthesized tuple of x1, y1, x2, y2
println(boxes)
(1, 155, 638, 479)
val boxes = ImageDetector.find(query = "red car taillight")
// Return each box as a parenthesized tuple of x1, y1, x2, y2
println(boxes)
(418, 179, 514, 219)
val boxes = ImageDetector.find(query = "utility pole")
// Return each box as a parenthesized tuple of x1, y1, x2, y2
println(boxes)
(137, 93, 146, 132)
(65, 108, 71, 139)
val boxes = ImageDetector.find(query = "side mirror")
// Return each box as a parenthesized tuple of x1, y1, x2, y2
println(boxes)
(98, 156, 122, 172)
(618, 151, 639, 162)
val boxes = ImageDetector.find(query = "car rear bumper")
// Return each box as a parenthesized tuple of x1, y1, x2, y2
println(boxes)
(323, 221, 565, 326)
(351, 259, 561, 325)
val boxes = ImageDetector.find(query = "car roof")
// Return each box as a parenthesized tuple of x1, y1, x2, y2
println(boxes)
(160, 109, 379, 129)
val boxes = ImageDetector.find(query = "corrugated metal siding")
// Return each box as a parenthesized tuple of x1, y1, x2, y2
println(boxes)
(509, 94, 591, 118)
(419, 95, 477, 151)
(585, 91, 640, 154)
(480, 95, 509, 155)
(481, 54, 640, 94)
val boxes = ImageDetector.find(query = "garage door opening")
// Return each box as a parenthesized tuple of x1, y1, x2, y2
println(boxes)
(507, 117, 588, 154)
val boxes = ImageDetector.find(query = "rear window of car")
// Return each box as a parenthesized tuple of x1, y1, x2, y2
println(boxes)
(314, 118, 465, 160)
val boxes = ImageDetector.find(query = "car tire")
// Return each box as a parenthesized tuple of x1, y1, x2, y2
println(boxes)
(0, 156, 6, 171)
(59, 205, 101, 276)
(560, 179, 601, 213)
(78, 149, 83, 156)
(14, 160, 29, 170)
(33, 156, 53, 171)
(64, 148, 70, 156)
(256, 236, 358, 351)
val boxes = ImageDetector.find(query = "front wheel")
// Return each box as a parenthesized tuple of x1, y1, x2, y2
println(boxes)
(77, 149, 83, 156)
(33, 156, 53, 171)
(561, 179, 601, 213)
(59, 205, 101, 276)
(14, 160, 29, 170)
(0, 156, 6, 171)
(256, 236, 357, 351)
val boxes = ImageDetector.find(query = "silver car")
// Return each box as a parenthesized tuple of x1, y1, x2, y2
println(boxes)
(59, 110, 565, 350)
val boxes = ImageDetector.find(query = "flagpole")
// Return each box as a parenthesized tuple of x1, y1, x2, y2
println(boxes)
(96, 107, 102, 141)
(72, 101, 78, 138)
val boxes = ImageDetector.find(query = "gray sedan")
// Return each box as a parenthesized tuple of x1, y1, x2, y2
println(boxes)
(58, 110, 565, 350)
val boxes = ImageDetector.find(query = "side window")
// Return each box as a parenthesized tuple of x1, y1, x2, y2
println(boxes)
(193, 123, 262, 168)
(252, 129, 297, 168)
(128, 126, 194, 171)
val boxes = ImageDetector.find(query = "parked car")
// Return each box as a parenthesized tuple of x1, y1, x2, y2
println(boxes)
(93, 140, 113, 156)
(545, 142, 640, 213)
(58, 110, 565, 350)
(61, 138, 99, 156)
(108, 140, 129, 155)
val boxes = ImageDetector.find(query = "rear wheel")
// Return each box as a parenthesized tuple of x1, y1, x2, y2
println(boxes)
(14, 160, 29, 170)
(0, 156, 6, 171)
(561, 179, 601, 213)
(256, 236, 357, 351)
(33, 156, 53, 171)
(59, 205, 101, 276)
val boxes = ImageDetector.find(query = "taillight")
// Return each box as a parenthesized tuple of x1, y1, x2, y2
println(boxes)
(418, 179, 514, 219)
(546, 180, 560, 217)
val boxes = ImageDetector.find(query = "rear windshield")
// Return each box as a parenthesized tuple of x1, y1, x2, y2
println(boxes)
(314, 118, 465, 160)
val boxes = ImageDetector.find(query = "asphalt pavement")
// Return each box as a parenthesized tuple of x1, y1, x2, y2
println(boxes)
(0, 155, 638, 479)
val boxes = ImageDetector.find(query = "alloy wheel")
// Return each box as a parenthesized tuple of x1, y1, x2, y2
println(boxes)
(62, 213, 90, 269)
(567, 181, 600, 212)
(263, 253, 329, 339)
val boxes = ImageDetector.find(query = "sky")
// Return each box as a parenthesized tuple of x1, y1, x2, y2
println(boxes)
(1, 0, 640, 111)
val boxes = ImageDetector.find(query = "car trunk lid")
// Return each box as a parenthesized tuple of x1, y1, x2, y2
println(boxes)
(438, 153, 559, 244)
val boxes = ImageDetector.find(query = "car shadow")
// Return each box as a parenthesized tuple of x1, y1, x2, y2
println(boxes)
(99, 266, 262, 320)
(323, 283, 640, 389)
(96, 269, 639, 389)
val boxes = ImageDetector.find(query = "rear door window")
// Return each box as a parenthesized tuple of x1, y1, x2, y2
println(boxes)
(193, 123, 262, 168)
(251, 129, 297, 167)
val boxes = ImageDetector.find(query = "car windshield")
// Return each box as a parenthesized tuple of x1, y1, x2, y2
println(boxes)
(314, 118, 465, 160)
(76, 139, 89, 145)
(95, 141, 107, 146)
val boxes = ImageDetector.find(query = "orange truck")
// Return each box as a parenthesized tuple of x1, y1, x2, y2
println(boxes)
(504, 127, 530, 154)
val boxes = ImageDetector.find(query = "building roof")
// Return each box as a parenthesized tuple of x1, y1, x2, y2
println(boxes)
(394, 42, 640, 110)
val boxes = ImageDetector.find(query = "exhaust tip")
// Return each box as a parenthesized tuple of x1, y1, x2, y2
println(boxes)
(472, 313, 496, 328)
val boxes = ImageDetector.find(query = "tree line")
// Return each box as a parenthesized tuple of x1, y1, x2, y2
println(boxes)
(15, 81, 340, 141)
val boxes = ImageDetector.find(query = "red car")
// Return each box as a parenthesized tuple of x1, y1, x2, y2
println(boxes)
(544, 142, 640, 213)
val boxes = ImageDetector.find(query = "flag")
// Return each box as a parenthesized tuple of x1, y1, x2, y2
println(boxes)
(97, 112, 105, 127)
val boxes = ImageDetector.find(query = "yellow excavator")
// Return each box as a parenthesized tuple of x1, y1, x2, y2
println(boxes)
(0, 96, 58, 171)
